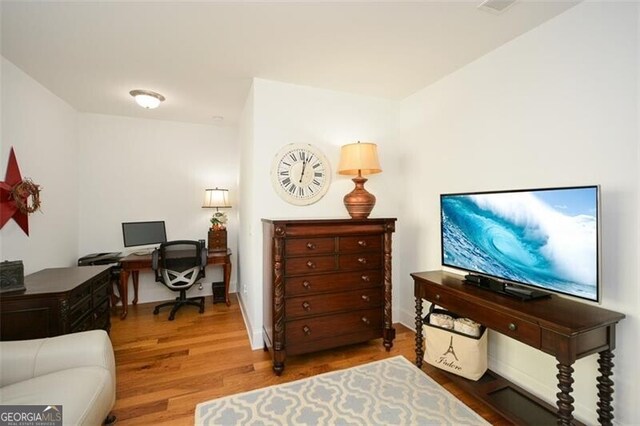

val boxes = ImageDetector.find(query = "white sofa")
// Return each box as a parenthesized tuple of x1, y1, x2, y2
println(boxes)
(0, 330, 116, 425)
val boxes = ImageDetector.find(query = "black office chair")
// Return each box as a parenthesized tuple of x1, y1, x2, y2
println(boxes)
(151, 240, 206, 320)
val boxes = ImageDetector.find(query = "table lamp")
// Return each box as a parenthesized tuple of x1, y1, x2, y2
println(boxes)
(338, 141, 382, 219)
(202, 187, 231, 252)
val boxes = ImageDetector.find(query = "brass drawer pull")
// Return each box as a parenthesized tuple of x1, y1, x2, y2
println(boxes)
(302, 325, 311, 335)
(361, 275, 370, 282)
(361, 316, 370, 325)
(306, 260, 316, 269)
(306, 242, 316, 250)
(435, 294, 441, 301)
(357, 257, 367, 264)
(302, 280, 311, 289)
(302, 301, 311, 311)
(358, 240, 367, 247)
(508, 323, 517, 331)
(361, 295, 370, 302)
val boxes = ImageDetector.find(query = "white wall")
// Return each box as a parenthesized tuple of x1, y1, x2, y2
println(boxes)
(1, 57, 79, 273)
(397, 2, 639, 424)
(238, 78, 401, 347)
(237, 83, 257, 335)
(77, 113, 239, 304)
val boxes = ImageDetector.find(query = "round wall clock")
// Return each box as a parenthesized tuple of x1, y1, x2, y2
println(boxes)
(271, 143, 331, 206)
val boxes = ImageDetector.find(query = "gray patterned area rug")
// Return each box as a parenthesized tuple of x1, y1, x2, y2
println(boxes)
(195, 355, 489, 425)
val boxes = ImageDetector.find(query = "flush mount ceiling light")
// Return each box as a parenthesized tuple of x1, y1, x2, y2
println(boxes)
(478, 0, 517, 14)
(129, 89, 165, 109)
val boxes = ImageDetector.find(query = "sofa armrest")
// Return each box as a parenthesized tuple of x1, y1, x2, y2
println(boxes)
(0, 330, 115, 387)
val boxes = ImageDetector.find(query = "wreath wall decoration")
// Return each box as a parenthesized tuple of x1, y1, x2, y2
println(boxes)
(0, 147, 42, 235)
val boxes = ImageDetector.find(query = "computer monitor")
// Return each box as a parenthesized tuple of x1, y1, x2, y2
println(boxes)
(122, 221, 167, 248)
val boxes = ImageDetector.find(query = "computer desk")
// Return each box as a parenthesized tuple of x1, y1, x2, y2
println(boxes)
(117, 249, 231, 319)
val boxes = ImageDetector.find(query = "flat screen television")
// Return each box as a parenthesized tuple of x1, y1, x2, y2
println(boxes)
(440, 185, 600, 302)
(122, 221, 167, 248)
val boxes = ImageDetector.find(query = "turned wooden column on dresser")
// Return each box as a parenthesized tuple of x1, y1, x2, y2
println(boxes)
(262, 218, 396, 375)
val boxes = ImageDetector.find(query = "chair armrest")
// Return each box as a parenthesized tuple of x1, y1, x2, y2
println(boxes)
(0, 330, 115, 387)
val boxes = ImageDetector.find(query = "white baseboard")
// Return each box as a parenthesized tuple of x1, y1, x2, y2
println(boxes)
(397, 305, 417, 331)
(236, 293, 263, 350)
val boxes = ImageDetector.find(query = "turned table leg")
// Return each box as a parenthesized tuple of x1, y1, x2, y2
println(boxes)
(224, 259, 232, 306)
(556, 362, 575, 425)
(131, 270, 139, 305)
(596, 349, 615, 425)
(415, 296, 424, 368)
(119, 269, 130, 320)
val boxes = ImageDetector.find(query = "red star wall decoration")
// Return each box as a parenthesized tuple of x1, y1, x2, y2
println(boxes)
(0, 147, 38, 235)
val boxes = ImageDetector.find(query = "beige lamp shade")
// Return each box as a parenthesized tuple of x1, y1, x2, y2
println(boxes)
(338, 142, 382, 219)
(338, 142, 382, 176)
(202, 188, 231, 209)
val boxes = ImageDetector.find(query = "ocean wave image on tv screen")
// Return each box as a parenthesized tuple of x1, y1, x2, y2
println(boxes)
(442, 188, 597, 301)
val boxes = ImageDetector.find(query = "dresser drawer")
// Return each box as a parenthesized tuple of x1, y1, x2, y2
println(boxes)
(94, 299, 110, 324)
(69, 285, 91, 308)
(286, 308, 383, 343)
(482, 309, 540, 347)
(71, 313, 93, 333)
(209, 235, 226, 246)
(339, 235, 382, 253)
(339, 253, 382, 270)
(93, 280, 110, 303)
(287, 327, 383, 356)
(285, 255, 337, 275)
(69, 296, 92, 325)
(285, 270, 382, 297)
(286, 288, 383, 319)
(286, 237, 335, 256)
(424, 286, 541, 348)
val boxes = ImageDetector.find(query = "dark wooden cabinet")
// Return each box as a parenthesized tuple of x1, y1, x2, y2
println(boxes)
(208, 229, 227, 252)
(262, 218, 396, 375)
(412, 271, 625, 426)
(0, 266, 112, 341)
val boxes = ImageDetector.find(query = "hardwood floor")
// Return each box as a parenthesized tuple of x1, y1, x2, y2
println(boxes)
(109, 295, 509, 425)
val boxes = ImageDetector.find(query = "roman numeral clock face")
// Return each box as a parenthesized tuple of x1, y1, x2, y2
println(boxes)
(271, 144, 331, 206)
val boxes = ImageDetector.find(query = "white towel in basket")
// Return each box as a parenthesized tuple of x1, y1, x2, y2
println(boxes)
(454, 317, 481, 337)
(429, 313, 454, 329)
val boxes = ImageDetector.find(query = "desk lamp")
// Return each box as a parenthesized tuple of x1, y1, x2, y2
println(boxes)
(338, 141, 382, 219)
(202, 188, 231, 252)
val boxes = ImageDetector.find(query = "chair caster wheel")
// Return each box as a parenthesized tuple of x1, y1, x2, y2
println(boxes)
(168, 315, 175, 321)
(153, 308, 159, 315)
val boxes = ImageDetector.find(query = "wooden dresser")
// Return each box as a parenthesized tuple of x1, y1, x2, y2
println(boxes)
(262, 218, 396, 375)
(0, 266, 112, 341)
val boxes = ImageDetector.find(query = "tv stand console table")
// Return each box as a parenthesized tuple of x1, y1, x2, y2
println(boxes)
(412, 271, 625, 426)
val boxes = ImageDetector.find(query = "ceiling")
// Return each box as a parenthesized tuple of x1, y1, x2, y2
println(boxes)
(1, 1, 578, 126)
